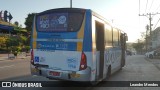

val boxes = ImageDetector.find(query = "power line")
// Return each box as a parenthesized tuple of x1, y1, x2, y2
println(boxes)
(149, 0, 154, 11)
(139, 13, 160, 37)
(149, 0, 155, 12)
(154, 3, 160, 13)
(145, 0, 148, 13)
(153, 3, 160, 30)
(139, 12, 160, 52)
(153, 18, 160, 30)
(139, 0, 141, 14)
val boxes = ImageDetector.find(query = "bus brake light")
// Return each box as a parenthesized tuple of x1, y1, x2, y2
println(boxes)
(79, 52, 87, 70)
(31, 49, 34, 65)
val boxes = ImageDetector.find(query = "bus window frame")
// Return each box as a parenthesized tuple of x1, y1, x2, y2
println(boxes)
(35, 12, 85, 33)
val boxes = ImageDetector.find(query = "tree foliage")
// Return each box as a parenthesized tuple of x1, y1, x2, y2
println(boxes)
(132, 42, 145, 53)
(6, 36, 20, 48)
(0, 36, 7, 48)
(23, 13, 35, 47)
(14, 21, 19, 26)
(0, 13, 34, 54)
(24, 13, 35, 32)
(5, 35, 28, 53)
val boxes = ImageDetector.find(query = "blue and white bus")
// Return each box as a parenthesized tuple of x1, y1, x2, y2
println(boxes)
(30, 8, 128, 83)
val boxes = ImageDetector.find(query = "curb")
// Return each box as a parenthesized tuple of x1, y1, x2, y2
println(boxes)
(144, 56, 160, 61)
(0, 58, 8, 61)
(0, 56, 30, 61)
(145, 56, 160, 71)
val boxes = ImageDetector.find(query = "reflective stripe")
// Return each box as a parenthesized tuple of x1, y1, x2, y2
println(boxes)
(77, 13, 85, 51)
(77, 13, 85, 39)
(77, 42, 82, 51)
(34, 39, 83, 42)
(33, 16, 37, 49)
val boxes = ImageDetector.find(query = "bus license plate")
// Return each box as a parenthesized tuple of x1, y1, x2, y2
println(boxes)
(49, 71, 61, 77)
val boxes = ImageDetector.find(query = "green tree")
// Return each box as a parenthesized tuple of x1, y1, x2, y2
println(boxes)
(20, 35, 27, 44)
(132, 41, 145, 54)
(0, 36, 7, 48)
(24, 13, 35, 47)
(5, 35, 29, 56)
(24, 13, 35, 32)
(6, 36, 19, 48)
(5, 36, 20, 56)
(14, 21, 19, 26)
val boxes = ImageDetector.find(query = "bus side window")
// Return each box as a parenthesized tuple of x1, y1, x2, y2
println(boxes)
(120, 33, 124, 47)
(105, 24, 112, 48)
(112, 28, 119, 47)
(125, 35, 128, 41)
(118, 30, 121, 46)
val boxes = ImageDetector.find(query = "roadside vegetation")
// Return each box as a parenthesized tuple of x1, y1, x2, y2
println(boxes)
(0, 13, 35, 57)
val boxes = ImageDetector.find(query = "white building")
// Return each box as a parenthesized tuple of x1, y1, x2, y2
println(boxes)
(151, 27, 160, 50)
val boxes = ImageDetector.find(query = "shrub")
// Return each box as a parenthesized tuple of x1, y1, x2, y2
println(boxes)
(25, 46, 30, 53)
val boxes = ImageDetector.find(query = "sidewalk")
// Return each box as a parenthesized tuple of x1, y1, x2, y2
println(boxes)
(145, 57, 160, 70)
(145, 56, 160, 62)
(0, 52, 30, 61)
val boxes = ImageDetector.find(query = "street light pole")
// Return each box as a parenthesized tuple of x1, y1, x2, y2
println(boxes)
(70, 0, 72, 8)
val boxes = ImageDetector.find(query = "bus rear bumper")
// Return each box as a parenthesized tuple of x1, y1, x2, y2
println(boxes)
(31, 65, 91, 81)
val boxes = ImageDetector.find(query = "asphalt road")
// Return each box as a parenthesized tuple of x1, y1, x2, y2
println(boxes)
(0, 55, 160, 90)
(0, 57, 30, 80)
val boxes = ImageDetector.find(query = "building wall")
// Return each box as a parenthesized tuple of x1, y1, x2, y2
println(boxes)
(151, 27, 160, 50)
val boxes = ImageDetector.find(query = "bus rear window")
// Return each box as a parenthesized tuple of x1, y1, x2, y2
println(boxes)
(36, 12, 84, 32)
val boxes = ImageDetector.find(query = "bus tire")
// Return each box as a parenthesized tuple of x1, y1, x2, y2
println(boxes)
(120, 66, 122, 70)
(89, 81, 98, 86)
(106, 66, 111, 80)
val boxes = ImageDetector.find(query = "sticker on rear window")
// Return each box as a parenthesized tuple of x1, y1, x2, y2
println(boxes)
(34, 56, 39, 62)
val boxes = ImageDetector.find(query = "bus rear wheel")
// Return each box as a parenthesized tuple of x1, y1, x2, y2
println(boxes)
(106, 66, 111, 80)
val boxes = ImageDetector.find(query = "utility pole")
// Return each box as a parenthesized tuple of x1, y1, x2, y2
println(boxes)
(139, 13, 160, 37)
(145, 25, 149, 52)
(149, 13, 152, 37)
(139, 12, 160, 51)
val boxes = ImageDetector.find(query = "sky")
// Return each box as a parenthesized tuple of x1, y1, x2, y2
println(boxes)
(1, 0, 160, 42)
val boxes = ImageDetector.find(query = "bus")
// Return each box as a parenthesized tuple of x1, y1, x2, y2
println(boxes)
(30, 8, 128, 83)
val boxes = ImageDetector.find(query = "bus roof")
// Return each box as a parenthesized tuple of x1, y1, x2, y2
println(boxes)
(92, 11, 126, 34)
(36, 8, 87, 15)
(35, 8, 126, 34)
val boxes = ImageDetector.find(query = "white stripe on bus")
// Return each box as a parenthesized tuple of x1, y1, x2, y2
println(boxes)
(33, 39, 83, 42)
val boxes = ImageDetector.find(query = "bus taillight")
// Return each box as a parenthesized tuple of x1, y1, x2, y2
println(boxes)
(31, 49, 34, 65)
(79, 52, 87, 70)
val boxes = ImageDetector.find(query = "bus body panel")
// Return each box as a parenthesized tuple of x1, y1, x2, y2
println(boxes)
(91, 14, 124, 80)
(34, 50, 81, 71)
(31, 9, 94, 81)
(31, 51, 93, 81)
(108, 48, 122, 74)
(30, 8, 127, 82)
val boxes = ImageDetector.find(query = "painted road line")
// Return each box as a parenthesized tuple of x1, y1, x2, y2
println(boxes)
(0, 65, 15, 69)
(0, 57, 8, 61)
